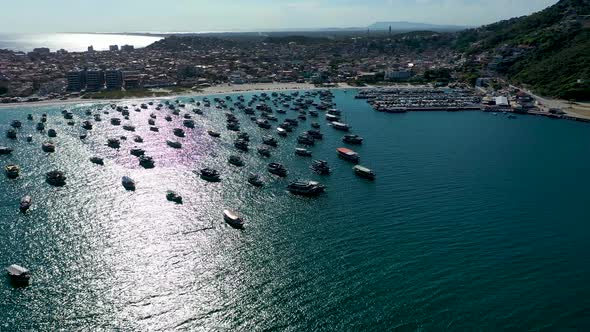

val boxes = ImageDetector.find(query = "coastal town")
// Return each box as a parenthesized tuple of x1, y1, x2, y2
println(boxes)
(0, 32, 588, 122)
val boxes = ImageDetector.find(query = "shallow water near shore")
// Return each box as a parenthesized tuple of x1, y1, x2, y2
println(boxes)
(1, 89, 590, 330)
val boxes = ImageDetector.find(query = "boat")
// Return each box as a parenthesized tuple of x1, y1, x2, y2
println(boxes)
(42, 141, 56, 153)
(276, 127, 287, 136)
(234, 139, 249, 152)
(6, 129, 17, 139)
(200, 168, 221, 182)
(27, 114, 33, 120)
(166, 191, 183, 204)
(149, 126, 159, 132)
(262, 136, 278, 147)
(311, 122, 320, 129)
(257, 146, 271, 157)
(297, 134, 315, 146)
(89, 156, 104, 165)
(46, 170, 66, 186)
(228, 155, 245, 167)
(19, 196, 32, 213)
(342, 134, 363, 145)
(256, 119, 272, 129)
(5, 164, 20, 179)
(267, 162, 287, 177)
(295, 148, 312, 157)
(130, 147, 145, 157)
(123, 125, 136, 132)
(223, 210, 245, 229)
(331, 122, 351, 131)
(227, 122, 240, 131)
(110, 118, 121, 125)
(167, 140, 182, 149)
(10, 120, 22, 128)
(237, 132, 250, 142)
(47, 129, 57, 137)
(148, 118, 156, 126)
(122, 176, 136, 190)
(311, 160, 331, 175)
(36, 122, 45, 131)
(208, 130, 221, 138)
(326, 114, 340, 122)
(63, 112, 73, 120)
(139, 155, 155, 169)
(173, 128, 185, 137)
(82, 121, 93, 130)
(6, 264, 30, 286)
(133, 136, 144, 143)
(287, 180, 326, 196)
(248, 174, 264, 187)
(306, 130, 323, 140)
(107, 138, 120, 149)
(183, 119, 195, 128)
(337, 147, 360, 163)
(0, 147, 13, 155)
(353, 165, 376, 180)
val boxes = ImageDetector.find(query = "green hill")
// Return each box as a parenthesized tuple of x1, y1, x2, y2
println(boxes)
(457, 0, 590, 100)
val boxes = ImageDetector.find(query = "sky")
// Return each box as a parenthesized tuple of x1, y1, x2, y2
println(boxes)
(0, 0, 560, 33)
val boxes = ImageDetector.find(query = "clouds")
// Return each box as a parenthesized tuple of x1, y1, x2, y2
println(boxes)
(0, 0, 560, 33)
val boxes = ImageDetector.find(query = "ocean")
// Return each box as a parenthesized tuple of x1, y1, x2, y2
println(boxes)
(0, 33, 163, 52)
(1, 89, 590, 330)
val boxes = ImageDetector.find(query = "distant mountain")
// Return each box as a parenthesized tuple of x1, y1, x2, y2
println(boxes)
(368, 21, 468, 32)
(456, 0, 590, 100)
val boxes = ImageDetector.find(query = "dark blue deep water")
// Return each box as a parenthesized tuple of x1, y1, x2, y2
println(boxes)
(1, 89, 590, 330)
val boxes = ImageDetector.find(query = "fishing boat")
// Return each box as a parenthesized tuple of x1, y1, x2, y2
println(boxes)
(6, 264, 30, 286)
(149, 126, 159, 132)
(276, 127, 287, 136)
(311, 122, 320, 129)
(337, 147, 360, 163)
(36, 122, 45, 131)
(19, 196, 32, 213)
(6, 129, 17, 139)
(166, 191, 183, 204)
(208, 130, 221, 138)
(228, 155, 245, 167)
(306, 130, 323, 140)
(331, 122, 351, 131)
(89, 157, 104, 165)
(139, 155, 155, 169)
(133, 135, 144, 143)
(200, 168, 221, 182)
(248, 174, 264, 187)
(262, 136, 278, 147)
(173, 128, 186, 137)
(234, 139, 249, 152)
(342, 134, 363, 145)
(123, 125, 136, 132)
(295, 148, 312, 157)
(297, 134, 315, 146)
(267, 162, 287, 177)
(130, 147, 145, 157)
(353, 165, 376, 180)
(223, 210, 245, 229)
(82, 121, 93, 130)
(167, 140, 182, 149)
(237, 132, 250, 141)
(183, 119, 195, 128)
(42, 141, 56, 153)
(257, 146, 271, 157)
(110, 118, 121, 125)
(47, 129, 57, 137)
(287, 180, 326, 196)
(107, 138, 120, 149)
(122, 176, 136, 191)
(309, 160, 332, 175)
(0, 146, 13, 155)
(46, 170, 66, 186)
(5, 164, 20, 179)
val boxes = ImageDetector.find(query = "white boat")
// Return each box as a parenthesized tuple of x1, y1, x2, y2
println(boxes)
(223, 210, 245, 229)
(6, 264, 30, 286)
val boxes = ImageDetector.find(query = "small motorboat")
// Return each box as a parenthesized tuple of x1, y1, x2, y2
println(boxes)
(208, 130, 221, 138)
(110, 118, 121, 125)
(223, 210, 245, 229)
(130, 147, 146, 157)
(82, 121, 93, 130)
(183, 119, 195, 128)
(123, 125, 136, 132)
(139, 155, 155, 169)
(42, 141, 56, 153)
(166, 140, 182, 149)
(107, 138, 120, 149)
(47, 129, 57, 137)
(248, 174, 264, 187)
(46, 170, 66, 186)
(257, 146, 271, 157)
(0, 146, 13, 155)
(90, 156, 104, 165)
(287, 180, 326, 196)
(295, 148, 312, 157)
(311, 160, 331, 175)
(36, 122, 45, 131)
(276, 127, 287, 136)
(10, 120, 22, 128)
(200, 168, 221, 182)
(353, 165, 376, 180)
(342, 134, 363, 145)
(19, 196, 32, 213)
(122, 176, 136, 191)
(6, 129, 17, 139)
(150, 126, 159, 132)
(5, 164, 20, 179)
(6, 264, 30, 286)
(166, 191, 183, 204)
(262, 136, 278, 147)
(267, 162, 287, 177)
(228, 155, 245, 167)
(133, 135, 144, 143)
(173, 128, 185, 137)
(148, 118, 156, 126)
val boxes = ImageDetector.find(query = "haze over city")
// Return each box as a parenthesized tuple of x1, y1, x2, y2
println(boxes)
(1, 0, 559, 33)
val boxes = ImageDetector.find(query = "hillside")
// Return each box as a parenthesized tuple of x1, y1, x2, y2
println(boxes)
(456, 0, 590, 100)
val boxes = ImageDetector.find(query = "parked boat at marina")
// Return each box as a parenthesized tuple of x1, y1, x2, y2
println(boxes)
(287, 180, 326, 196)
(223, 210, 245, 229)
(268, 162, 288, 177)
(337, 147, 360, 163)
(353, 165, 376, 180)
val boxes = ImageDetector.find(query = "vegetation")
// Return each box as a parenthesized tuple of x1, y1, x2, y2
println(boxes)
(0, 86, 7, 95)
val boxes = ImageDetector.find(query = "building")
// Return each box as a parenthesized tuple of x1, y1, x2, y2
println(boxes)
(121, 45, 134, 52)
(32, 48, 50, 55)
(87, 45, 94, 52)
(85, 70, 105, 91)
(122, 70, 141, 89)
(66, 70, 85, 91)
(495, 96, 509, 109)
(109, 45, 119, 52)
(385, 69, 412, 80)
(105, 70, 122, 90)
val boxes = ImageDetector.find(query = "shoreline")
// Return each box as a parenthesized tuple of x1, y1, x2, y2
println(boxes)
(0, 83, 361, 110)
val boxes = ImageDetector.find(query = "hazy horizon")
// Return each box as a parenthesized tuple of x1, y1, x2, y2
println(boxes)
(0, 0, 559, 34)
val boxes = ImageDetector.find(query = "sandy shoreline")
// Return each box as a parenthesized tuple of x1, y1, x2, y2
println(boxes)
(0, 83, 358, 110)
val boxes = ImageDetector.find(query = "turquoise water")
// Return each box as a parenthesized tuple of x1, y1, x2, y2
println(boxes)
(1, 90, 590, 330)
